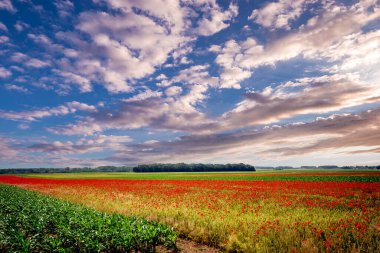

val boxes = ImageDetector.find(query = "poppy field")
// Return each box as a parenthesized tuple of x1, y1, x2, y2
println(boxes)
(0, 170, 379, 252)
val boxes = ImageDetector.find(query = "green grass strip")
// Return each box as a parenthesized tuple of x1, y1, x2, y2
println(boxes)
(0, 184, 177, 252)
(22, 172, 380, 182)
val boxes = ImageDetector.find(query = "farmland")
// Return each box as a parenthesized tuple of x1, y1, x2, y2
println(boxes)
(21, 170, 380, 182)
(0, 170, 379, 252)
(0, 184, 177, 252)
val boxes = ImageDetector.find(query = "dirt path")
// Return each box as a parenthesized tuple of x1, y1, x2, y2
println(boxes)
(157, 238, 221, 253)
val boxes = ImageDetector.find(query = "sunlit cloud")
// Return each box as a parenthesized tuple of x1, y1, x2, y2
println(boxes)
(0, 0, 379, 167)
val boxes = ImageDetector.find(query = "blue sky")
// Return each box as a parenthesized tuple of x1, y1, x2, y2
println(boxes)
(0, 0, 380, 168)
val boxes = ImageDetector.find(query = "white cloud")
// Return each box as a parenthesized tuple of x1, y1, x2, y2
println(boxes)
(122, 89, 163, 102)
(257, 110, 380, 156)
(10, 66, 24, 72)
(27, 33, 52, 45)
(25, 58, 50, 68)
(194, 2, 238, 36)
(0, 22, 8, 32)
(219, 74, 380, 130)
(48, 88, 216, 135)
(27, 134, 133, 156)
(250, 0, 313, 30)
(92, 135, 133, 144)
(157, 79, 171, 87)
(211, 39, 254, 88)
(14, 21, 29, 31)
(53, 70, 92, 93)
(9, 52, 51, 69)
(144, 140, 159, 145)
(54, 0, 73, 17)
(63, 48, 79, 58)
(104, 108, 380, 165)
(212, 0, 380, 88)
(0, 137, 18, 160)
(247, 1, 379, 67)
(64, 1, 188, 93)
(4, 84, 29, 93)
(320, 29, 380, 83)
(18, 124, 30, 130)
(170, 65, 219, 88)
(67, 101, 97, 112)
(10, 52, 28, 62)
(56, 72, 373, 137)
(0, 35, 9, 43)
(49, 0, 236, 94)
(0, 0, 16, 13)
(219, 67, 251, 89)
(0, 67, 11, 78)
(0, 101, 97, 121)
(156, 74, 167, 80)
(165, 86, 182, 96)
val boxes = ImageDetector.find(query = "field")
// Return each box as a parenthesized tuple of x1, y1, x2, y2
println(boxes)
(1, 170, 379, 252)
(0, 185, 177, 252)
(21, 170, 380, 182)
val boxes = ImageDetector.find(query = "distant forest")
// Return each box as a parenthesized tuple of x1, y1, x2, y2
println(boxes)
(0, 163, 255, 174)
(133, 163, 256, 172)
(0, 166, 133, 174)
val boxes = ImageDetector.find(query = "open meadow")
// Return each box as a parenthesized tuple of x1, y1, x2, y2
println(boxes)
(1, 170, 379, 252)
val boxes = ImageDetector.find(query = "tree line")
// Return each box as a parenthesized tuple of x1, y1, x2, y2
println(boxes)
(0, 163, 255, 174)
(0, 166, 133, 174)
(133, 163, 256, 172)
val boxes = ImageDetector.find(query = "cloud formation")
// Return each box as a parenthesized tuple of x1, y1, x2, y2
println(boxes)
(0, 101, 97, 121)
(4, 84, 29, 93)
(48, 95, 215, 135)
(0, 0, 16, 13)
(104, 108, 380, 164)
(50, 0, 237, 93)
(194, 2, 238, 36)
(220, 74, 380, 130)
(250, 0, 313, 30)
(50, 72, 380, 137)
(0, 0, 379, 167)
(212, 0, 380, 86)
(0, 67, 11, 78)
(0, 137, 18, 159)
(0, 22, 7, 32)
(28, 134, 133, 155)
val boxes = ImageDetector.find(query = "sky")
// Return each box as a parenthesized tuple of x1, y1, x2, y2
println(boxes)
(0, 0, 379, 168)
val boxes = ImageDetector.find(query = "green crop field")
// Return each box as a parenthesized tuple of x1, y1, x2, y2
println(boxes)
(0, 184, 177, 252)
